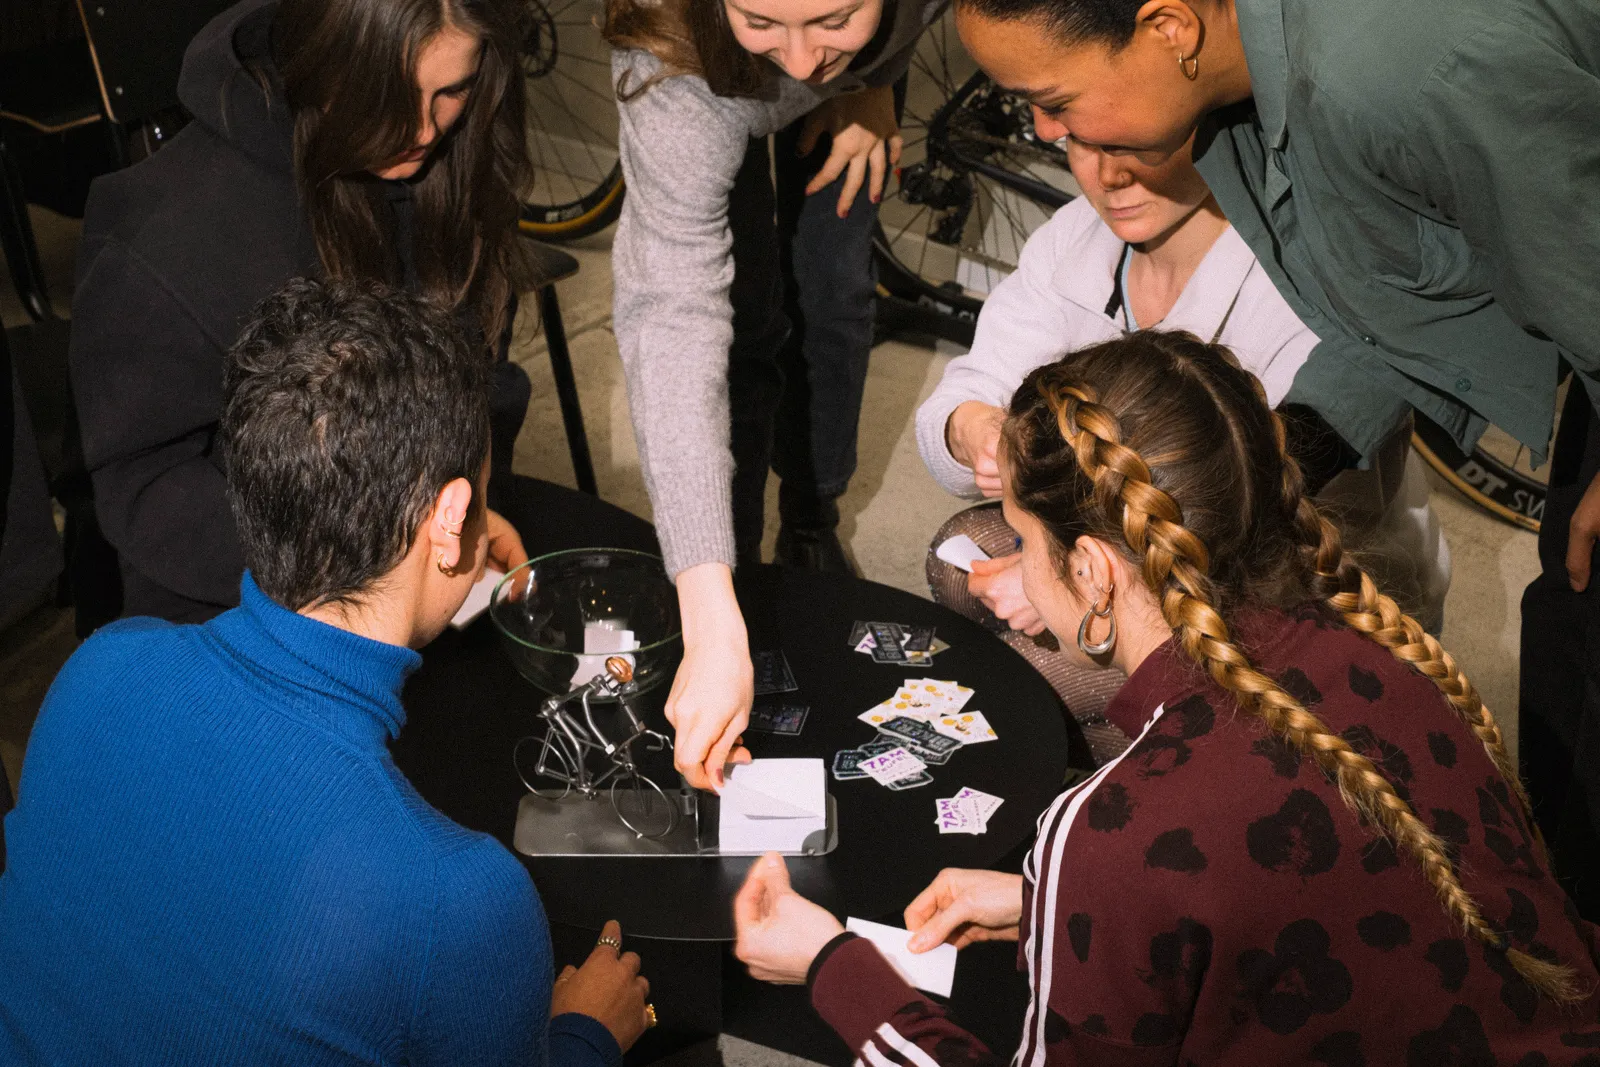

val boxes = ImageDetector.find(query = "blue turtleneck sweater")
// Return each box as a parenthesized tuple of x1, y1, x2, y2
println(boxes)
(0, 574, 620, 1067)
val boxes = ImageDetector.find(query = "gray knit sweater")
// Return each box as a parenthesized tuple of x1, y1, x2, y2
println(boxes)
(610, 0, 945, 577)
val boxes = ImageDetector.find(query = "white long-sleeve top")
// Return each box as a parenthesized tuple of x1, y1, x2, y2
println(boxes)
(914, 197, 1318, 498)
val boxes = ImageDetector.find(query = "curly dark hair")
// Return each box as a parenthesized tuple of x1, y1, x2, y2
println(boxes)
(221, 278, 492, 612)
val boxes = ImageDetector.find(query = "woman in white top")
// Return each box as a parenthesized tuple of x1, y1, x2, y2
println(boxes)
(917, 132, 1450, 761)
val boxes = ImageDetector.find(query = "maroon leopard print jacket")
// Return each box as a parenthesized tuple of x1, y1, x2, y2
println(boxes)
(807, 607, 1600, 1065)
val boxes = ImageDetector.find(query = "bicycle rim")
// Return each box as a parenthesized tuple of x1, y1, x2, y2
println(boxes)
(877, 9, 1077, 313)
(1412, 405, 1558, 534)
(519, 0, 625, 239)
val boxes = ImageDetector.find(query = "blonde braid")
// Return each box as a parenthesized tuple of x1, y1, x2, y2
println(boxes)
(1042, 380, 1583, 1006)
(1253, 386, 1535, 819)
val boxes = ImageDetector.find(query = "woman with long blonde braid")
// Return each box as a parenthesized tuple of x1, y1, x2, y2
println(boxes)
(731, 331, 1600, 1065)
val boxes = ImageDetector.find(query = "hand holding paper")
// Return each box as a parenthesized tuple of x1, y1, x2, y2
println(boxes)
(845, 917, 957, 996)
(733, 854, 846, 985)
(936, 534, 991, 574)
(903, 868, 1024, 952)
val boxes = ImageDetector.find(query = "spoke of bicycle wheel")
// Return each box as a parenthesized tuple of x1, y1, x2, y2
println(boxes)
(550, 65, 619, 111)
(541, 74, 618, 151)
(910, 53, 942, 92)
(984, 186, 1034, 271)
(545, 48, 611, 68)
(526, 105, 590, 202)
(936, 21, 954, 93)
(544, 74, 613, 177)
(890, 203, 930, 248)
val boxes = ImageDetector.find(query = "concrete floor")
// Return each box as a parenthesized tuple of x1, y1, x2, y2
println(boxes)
(0, 204, 1541, 1065)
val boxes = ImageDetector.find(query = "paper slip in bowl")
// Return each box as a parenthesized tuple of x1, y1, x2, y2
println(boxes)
(846, 917, 957, 996)
(935, 534, 991, 574)
(449, 568, 506, 629)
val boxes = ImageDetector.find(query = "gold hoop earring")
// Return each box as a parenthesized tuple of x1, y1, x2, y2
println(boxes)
(1077, 591, 1116, 656)
(437, 550, 452, 575)
(1179, 52, 1200, 80)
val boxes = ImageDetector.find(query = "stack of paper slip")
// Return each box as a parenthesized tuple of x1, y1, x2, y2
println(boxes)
(719, 759, 828, 853)
(935, 787, 1004, 835)
(858, 680, 997, 744)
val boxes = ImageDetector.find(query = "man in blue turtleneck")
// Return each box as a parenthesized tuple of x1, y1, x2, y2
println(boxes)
(0, 280, 651, 1065)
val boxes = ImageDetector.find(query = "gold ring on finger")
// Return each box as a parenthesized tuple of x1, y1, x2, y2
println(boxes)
(645, 1003, 658, 1028)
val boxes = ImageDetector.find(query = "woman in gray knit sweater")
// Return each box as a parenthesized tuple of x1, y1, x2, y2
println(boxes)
(603, 0, 945, 788)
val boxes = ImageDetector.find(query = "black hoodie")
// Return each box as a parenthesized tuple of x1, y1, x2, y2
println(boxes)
(68, 0, 527, 623)
(69, 0, 312, 621)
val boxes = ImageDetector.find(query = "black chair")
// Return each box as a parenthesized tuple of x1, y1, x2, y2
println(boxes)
(523, 239, 598, 497)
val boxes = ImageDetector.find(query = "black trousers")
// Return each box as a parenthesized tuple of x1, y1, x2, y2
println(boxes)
(1520, 378, 1600, 916)
(725, 120, 880, 567)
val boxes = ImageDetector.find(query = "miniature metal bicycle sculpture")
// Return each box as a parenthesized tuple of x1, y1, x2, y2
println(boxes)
(512, 653, 679, 839)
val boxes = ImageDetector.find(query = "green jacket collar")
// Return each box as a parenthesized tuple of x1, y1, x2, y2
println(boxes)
(1234, 0, 1289, 149)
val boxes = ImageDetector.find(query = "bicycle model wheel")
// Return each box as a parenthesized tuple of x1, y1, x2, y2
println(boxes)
(610, 773, 677, 839)
(518, 0, 625, 241)
(875, 9, 1077, 317)
(1412, 385, 1562, 535)
(514, 732, 577, 801)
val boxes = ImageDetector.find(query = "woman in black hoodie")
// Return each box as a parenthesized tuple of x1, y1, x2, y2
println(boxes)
(70, 0, 533, 621)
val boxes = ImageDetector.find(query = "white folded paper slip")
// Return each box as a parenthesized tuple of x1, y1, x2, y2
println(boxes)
(572, 621, 640, 686)
(719, 759, 828, 853)
(845, 917, 957, 996)
(449, 568, 506, 629)
(935, 534, 990, 574)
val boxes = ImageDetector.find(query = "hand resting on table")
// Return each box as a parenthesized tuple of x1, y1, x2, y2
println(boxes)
(551, 920, 653, 1052)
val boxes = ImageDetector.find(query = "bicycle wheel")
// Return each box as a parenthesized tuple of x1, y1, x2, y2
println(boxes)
(519, 0, 625, 241)
(876, 9, 1077, 317)
(1412, 381, 1563, 534)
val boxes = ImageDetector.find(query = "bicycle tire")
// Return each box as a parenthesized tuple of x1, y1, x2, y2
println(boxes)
(519, 0, 624, 242)
(875, 10, 1075, 312)
(518, 165, 624, 240)
(1412, 416, 1546, 533)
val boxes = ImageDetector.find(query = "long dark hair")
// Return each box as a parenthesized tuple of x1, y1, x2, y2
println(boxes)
(603, 0, 770, 98)
(1002, 330, 1580, 1004)
(271, 0, 532, 343)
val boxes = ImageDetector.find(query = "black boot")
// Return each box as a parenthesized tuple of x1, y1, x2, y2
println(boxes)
(774, 488, 854, 574)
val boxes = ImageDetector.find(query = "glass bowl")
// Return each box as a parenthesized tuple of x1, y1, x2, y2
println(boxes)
(490, 548, 682, 699)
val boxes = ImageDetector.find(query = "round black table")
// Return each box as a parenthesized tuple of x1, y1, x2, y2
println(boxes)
(394, 477, 1073, 1061)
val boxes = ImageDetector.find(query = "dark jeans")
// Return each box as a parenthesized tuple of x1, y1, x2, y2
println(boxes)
(1520, 378, 1600, 916)
(726, 120, 879, 566)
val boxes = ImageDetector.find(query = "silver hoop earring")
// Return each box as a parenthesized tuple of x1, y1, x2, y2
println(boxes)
(1077, 598, 1116, 656)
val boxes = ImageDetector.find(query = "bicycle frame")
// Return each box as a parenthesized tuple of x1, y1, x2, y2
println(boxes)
(928, 72, 1074, 211)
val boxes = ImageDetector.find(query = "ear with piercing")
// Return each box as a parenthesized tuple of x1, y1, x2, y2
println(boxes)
(440, 508, 463, 539)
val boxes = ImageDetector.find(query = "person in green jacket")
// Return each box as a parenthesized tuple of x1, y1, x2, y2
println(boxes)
(948, 0, 1600, 912)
